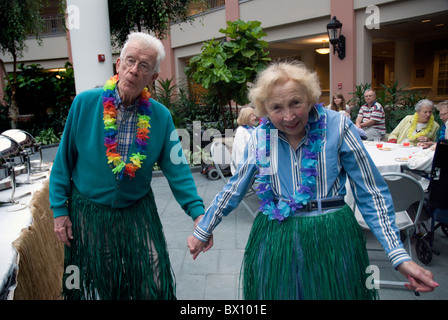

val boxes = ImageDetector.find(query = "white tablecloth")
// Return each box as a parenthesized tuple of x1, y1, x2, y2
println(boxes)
(360, 141, 422, 173)
(344, 142, 423, 208)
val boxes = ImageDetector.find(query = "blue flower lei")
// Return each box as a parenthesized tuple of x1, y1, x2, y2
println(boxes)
(255, 104, 327, 222)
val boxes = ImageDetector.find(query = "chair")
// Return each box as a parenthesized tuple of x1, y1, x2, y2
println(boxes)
(210, 141, 257, 219)
(354, 171, 425, 288)
(413, 139, 448, 265)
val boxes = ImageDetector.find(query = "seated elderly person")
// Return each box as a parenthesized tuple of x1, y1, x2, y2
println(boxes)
(418, 100, 448, 149)
(387, 99, 440, 145)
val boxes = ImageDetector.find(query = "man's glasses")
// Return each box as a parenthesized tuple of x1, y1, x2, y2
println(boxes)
(123, 57, 152, 74)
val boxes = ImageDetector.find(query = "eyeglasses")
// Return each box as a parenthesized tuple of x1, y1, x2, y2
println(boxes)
(123, 57, 152, 74)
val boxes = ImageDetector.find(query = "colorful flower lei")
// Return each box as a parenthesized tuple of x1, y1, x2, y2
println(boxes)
(407, 112, 434, 141)
(102, 75, 152, 179)
(255, 104, 327, 222)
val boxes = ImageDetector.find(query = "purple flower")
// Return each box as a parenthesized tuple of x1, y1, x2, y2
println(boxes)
(301, 167, 318, 177)
(271, 208, 286, 223)
(259, 118, 269, 125)
(303, 149, 318, 160)
(104, 137, 116, 145)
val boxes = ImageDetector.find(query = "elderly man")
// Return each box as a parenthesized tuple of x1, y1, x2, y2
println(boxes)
(355, 89, 386, 141)
(50, 32, 206, 300)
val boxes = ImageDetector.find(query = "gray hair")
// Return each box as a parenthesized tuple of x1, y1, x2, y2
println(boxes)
(436, 100, 448, 112)
(415, 99, 434, 112)
(120, 32, 166, 73)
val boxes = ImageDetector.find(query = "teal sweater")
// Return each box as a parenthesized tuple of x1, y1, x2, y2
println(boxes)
(49, 87, 205, 219)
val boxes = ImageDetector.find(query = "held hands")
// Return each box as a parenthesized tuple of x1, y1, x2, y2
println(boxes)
(397, 260, 439, 293)
(187, 214, 213, 260)
(54, 216, 73, 246)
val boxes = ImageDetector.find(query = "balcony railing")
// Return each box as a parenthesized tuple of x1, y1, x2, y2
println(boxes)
(187, 0, 226, 17)
(27, 15, 66, 38)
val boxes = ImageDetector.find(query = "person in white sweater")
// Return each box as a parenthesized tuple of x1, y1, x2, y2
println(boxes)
(231, 107, 257, 175)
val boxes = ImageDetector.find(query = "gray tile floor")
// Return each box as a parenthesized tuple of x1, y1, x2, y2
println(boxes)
(153, 169, 448, 300)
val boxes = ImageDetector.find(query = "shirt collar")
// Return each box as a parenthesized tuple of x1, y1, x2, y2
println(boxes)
(114, 86, 139, 111)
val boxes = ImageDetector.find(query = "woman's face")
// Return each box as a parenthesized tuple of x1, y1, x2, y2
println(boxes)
(333, 96, 342, 106)
(265, 80, 311, 142)
(417, 105, 433, 123)
(249, 113, 257, 126)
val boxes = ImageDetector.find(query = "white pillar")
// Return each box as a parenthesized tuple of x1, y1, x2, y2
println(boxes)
(66, 0, 113, 94)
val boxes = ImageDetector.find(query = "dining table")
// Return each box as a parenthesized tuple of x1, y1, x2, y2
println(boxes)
(344, 141, 423, 208)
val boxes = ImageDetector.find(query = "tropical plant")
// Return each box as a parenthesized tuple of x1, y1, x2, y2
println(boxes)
(35, 127, 61, 145)
(185, 19, 271, 129)
(0, 0, 46, 128)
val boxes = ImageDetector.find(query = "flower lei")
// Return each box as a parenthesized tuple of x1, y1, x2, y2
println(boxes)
(102, 74, 152, 180)
(408, 112, 434, 141)
(255, 104, 327, 223)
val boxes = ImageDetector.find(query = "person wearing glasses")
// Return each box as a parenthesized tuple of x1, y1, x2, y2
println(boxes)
(50, 32, 206, 300)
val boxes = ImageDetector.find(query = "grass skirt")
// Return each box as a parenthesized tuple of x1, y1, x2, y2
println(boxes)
(242, 205, 378, 300)
(62, 186, 175, 300)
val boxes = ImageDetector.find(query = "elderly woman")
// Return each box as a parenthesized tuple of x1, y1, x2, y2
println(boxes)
(388, 99, 440, 145)
(231, 107, 257, 175)
(418, 100, 448, 149)
(188, 61, 437, 300)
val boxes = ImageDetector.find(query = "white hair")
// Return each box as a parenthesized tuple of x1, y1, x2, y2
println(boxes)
(415, 99, 434, 112)
(120, 32, 166, 73)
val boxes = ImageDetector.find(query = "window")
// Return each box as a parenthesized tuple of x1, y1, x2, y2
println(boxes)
(434, 51, 448, 97)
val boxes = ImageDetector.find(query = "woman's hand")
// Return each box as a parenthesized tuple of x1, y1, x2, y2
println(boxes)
(54, 216, 73, 246)
(397, 260, 439, 293)
(187, 214, 214, 259)
(187, 235, 213, 259)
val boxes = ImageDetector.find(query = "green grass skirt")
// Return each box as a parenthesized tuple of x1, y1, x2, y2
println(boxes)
(62, 186, 175, 300)
(242, 205, 378, 300)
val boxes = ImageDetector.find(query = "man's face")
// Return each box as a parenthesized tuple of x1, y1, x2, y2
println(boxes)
(116, 42, 158, 104)
(364, 91, 375, 105)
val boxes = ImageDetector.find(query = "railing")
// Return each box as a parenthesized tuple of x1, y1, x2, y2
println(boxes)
(27, 15, 66, 38)
(187, 0, 226, 17)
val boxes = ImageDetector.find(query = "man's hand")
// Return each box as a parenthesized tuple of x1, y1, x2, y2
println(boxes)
(54, 216, 73, 246)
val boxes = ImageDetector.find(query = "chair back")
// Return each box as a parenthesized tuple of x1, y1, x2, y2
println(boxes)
(428, 139, 448, 209)
(382, 172, 425, 223)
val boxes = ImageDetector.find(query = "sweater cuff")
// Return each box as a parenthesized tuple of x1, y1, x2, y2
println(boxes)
(188, 205, 205, 221)
(193, 226, 211, 242)
(52, 206, 69, 218)
(388, 247, 412, 269)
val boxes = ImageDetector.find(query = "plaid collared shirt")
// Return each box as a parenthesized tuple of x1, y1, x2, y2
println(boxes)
(114, 88, 139, 161)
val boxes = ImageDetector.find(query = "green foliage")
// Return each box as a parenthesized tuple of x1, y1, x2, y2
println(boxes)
(0, 0, 45, 58)
(35, 127, 60, 145)
(185, 19, 270, 128)
(108, 0, 204, 46)
(3, 62, 75, 136)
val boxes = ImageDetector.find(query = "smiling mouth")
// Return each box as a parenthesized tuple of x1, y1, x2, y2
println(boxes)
(284, 123, 299, 129)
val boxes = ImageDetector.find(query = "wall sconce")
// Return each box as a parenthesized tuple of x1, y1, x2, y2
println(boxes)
(326, 16, 345, 60)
